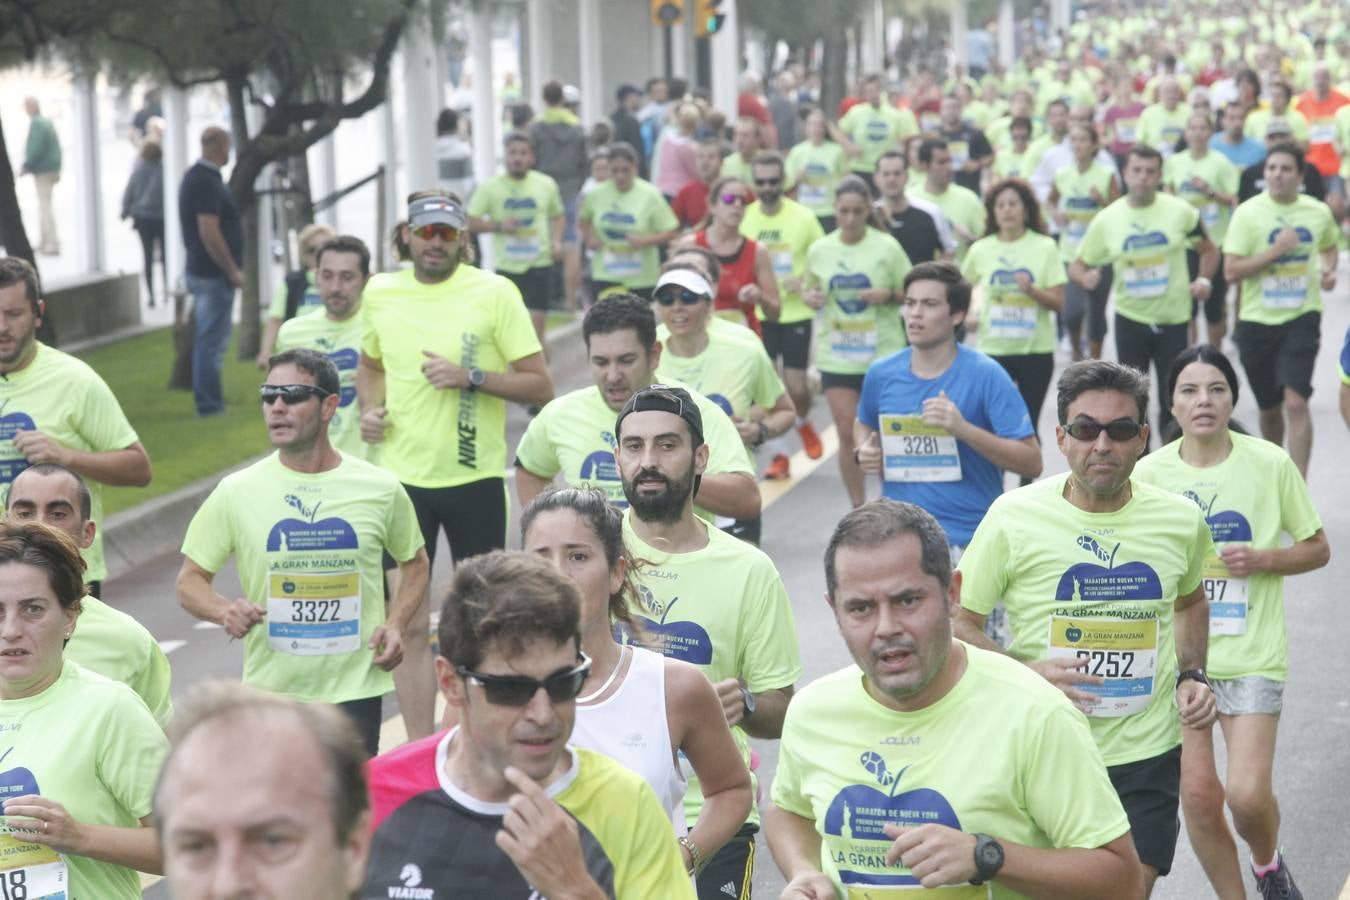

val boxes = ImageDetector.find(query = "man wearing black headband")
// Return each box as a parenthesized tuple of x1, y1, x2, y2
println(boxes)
(614, 384, 801, 900)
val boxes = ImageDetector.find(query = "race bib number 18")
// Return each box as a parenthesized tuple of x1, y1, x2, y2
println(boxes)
(1047, 616, 1159, 717)
(0, 831, 67, 900)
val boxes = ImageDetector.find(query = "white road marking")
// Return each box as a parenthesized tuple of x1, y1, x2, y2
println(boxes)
(157, 640, 187, 655)
(193, 621, 222, 630)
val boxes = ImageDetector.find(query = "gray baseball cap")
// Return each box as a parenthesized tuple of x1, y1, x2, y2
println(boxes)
(409, 195, 467, 229)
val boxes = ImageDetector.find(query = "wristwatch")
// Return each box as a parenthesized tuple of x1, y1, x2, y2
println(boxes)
(466, 367, 486, 390)
(739, 685, 757, 720)
(1176, 668, 1209, 688)
(754, 421, 769, 448)
(970, 833, 1005, 885)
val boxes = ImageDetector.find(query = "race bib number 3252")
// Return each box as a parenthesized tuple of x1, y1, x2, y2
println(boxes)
(1047, 615, 1159, 717)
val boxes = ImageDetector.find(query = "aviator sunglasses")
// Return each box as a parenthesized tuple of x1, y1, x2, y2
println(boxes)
(1063, 417, 1143, 442)
(457, 653, 593, 706)
(654, 287, 709, 306)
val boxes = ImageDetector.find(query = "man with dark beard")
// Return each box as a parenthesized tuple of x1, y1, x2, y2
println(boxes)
(612, 384, 801, 900)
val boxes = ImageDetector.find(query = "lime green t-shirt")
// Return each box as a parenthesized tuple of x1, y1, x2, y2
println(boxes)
(267, 268, 320, 319)
(1337, 106, 1350, 179)
(785, 141, 849, 216)
(580, 178, 679, 289)
(0, 344, 140, 582)
(1164, 151, 1240, 244)
(0, 662, 166, 900)
(987, 115, 1046, 152)
(1134, 432, 1321, 681)
(773, 650, 1130, 899)
(1222, 192, 1339, 325)
(1244, 107, 1311, 143)
(906, 182, 986, 262)
(361, 265, 541, 488)
(1135, 103, 1189, 156)
(466, 170, 564, 273)
(840, 103, 920, 172)
(622, 513, 802, 827)
(806, 228, 912, 375)
(655, 326, 786, 465)
(961, 231, 1067, 356)
(276, 309, 372, 462)
(1074, 193, 1201, 326)
(722, 151, 755, 185)
(741, 197, 827, 324)
(67, 596, 173, 728)
(1053, 162, 1117, 263)
(958, 474, 1214, 766)
(514, 379, 754, 509)
(181, 452, 424, 704)
(991, 145, 1038, 181)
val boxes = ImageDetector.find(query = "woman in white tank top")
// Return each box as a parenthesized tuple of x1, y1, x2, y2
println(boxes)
(521, 487, 752, 879)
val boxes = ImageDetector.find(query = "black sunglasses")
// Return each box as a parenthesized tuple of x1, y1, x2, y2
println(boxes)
(654, 288, 708, 306)
(1064, 417, 1143, 442)
(260, 384, 333, 405)
(457, 653, 592, 706)
(754, 177, 782, 187)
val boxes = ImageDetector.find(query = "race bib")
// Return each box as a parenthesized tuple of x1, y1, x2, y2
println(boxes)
(771, 248, 794, 278)
(879, 414, 962, 482)
(502, 230, 540, 263)
(0, 830, 67, 900)
(1121, 254, 1169, 299)
(830, 319, 878, 365)
(1114, 118, 1138, 143)
(947, 140, 971, 167)
(1047, 615, 1159, 717)
(987, 300, 1037, 341)
(1260, 261, 1309, 309)
(797, 182, 828, 208)
(1203, 555, 1248, 636)
(267, 571, 362, 656)
(1309, 120, 1336, 144)
(1199, 203, 1221, 233)
(844, 885, 991, 898)
(602, 247, 642, 277)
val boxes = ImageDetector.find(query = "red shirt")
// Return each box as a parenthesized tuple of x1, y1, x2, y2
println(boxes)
(672, 179, 710, 229)
(695, 230, 762, 335)
(1297, 89, 1350, 177)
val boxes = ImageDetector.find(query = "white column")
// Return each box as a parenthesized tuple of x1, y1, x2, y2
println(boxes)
(162, 88, 189, 295)
(526, 0, 553, 109)
(243, 103, 272, 316)
(997, 0, 1015, 69)
(470, 0, 497, 270)
(709, 0, 740, 121)
(312, 135, 339, 229)
(950, 0, 969, 71)
(402, 12, 439, 194)
(861, 0, 885, 75)
(72, 73, 104, 272)
(577, 0, 604, 127)
(378, 98, 399, 268)
(1051, 0, 1071, 34)
(671, 22, 690, 79)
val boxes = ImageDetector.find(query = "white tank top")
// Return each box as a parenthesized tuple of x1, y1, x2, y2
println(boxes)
(571, 646, 689, 835)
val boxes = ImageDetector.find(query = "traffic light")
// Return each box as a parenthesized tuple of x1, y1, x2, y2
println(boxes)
(693, 0, 725, 37)
(651, 0, 683, 27)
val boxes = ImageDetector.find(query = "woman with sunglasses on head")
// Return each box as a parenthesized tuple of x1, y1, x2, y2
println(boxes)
(803, 175, 912, 507)
(521, 487, 752, 879)
(0, 520, 168, 899)
(1134, 345, 1327, 900)
(653, 263, 797, 545)
(674, 175, 780, 336)
(961, 178, 1066, 467)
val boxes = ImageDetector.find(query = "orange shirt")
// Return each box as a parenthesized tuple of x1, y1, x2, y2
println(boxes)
(1297, 89, 1350, 176)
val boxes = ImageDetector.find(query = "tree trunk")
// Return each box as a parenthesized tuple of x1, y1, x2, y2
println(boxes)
(0, 113, 58, 346)
(227, 74, 262, 361)
(821, 28, 849, 118)
(169, 294, 194, 390)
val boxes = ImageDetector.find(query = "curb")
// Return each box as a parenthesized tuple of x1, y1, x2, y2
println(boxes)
(101, 316, 585, 582)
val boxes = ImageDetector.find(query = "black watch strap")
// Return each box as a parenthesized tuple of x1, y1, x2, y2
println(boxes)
(970, 833, 1004, 885)
(1176, 668, 1209, 688)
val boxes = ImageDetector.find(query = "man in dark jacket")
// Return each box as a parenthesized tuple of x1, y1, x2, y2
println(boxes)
(529, 81, 589, 309)
(612, 84, 646, 177)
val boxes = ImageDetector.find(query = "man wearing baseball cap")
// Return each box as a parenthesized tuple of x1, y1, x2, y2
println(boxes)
(614, 383, 801, 899)
(1237, 122, 1328, 203)
(653, 264, 797, 546)
(357, 188, 555, 742)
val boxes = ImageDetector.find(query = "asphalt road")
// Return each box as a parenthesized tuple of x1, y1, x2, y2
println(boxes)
(121, 263, 1350, 899)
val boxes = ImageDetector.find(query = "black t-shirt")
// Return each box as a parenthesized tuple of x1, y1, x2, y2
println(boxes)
(179, 161, 243, 278)
(882, 203, 945, 265)
(1238, 161, 1325, 203)
(940, 125, 994, 193)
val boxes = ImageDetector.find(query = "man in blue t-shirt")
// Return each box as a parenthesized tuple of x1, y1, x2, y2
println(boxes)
(855, 261, 1041, 551)
(178, 125, 244, 417)
(1209, 103, 1267, 170)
